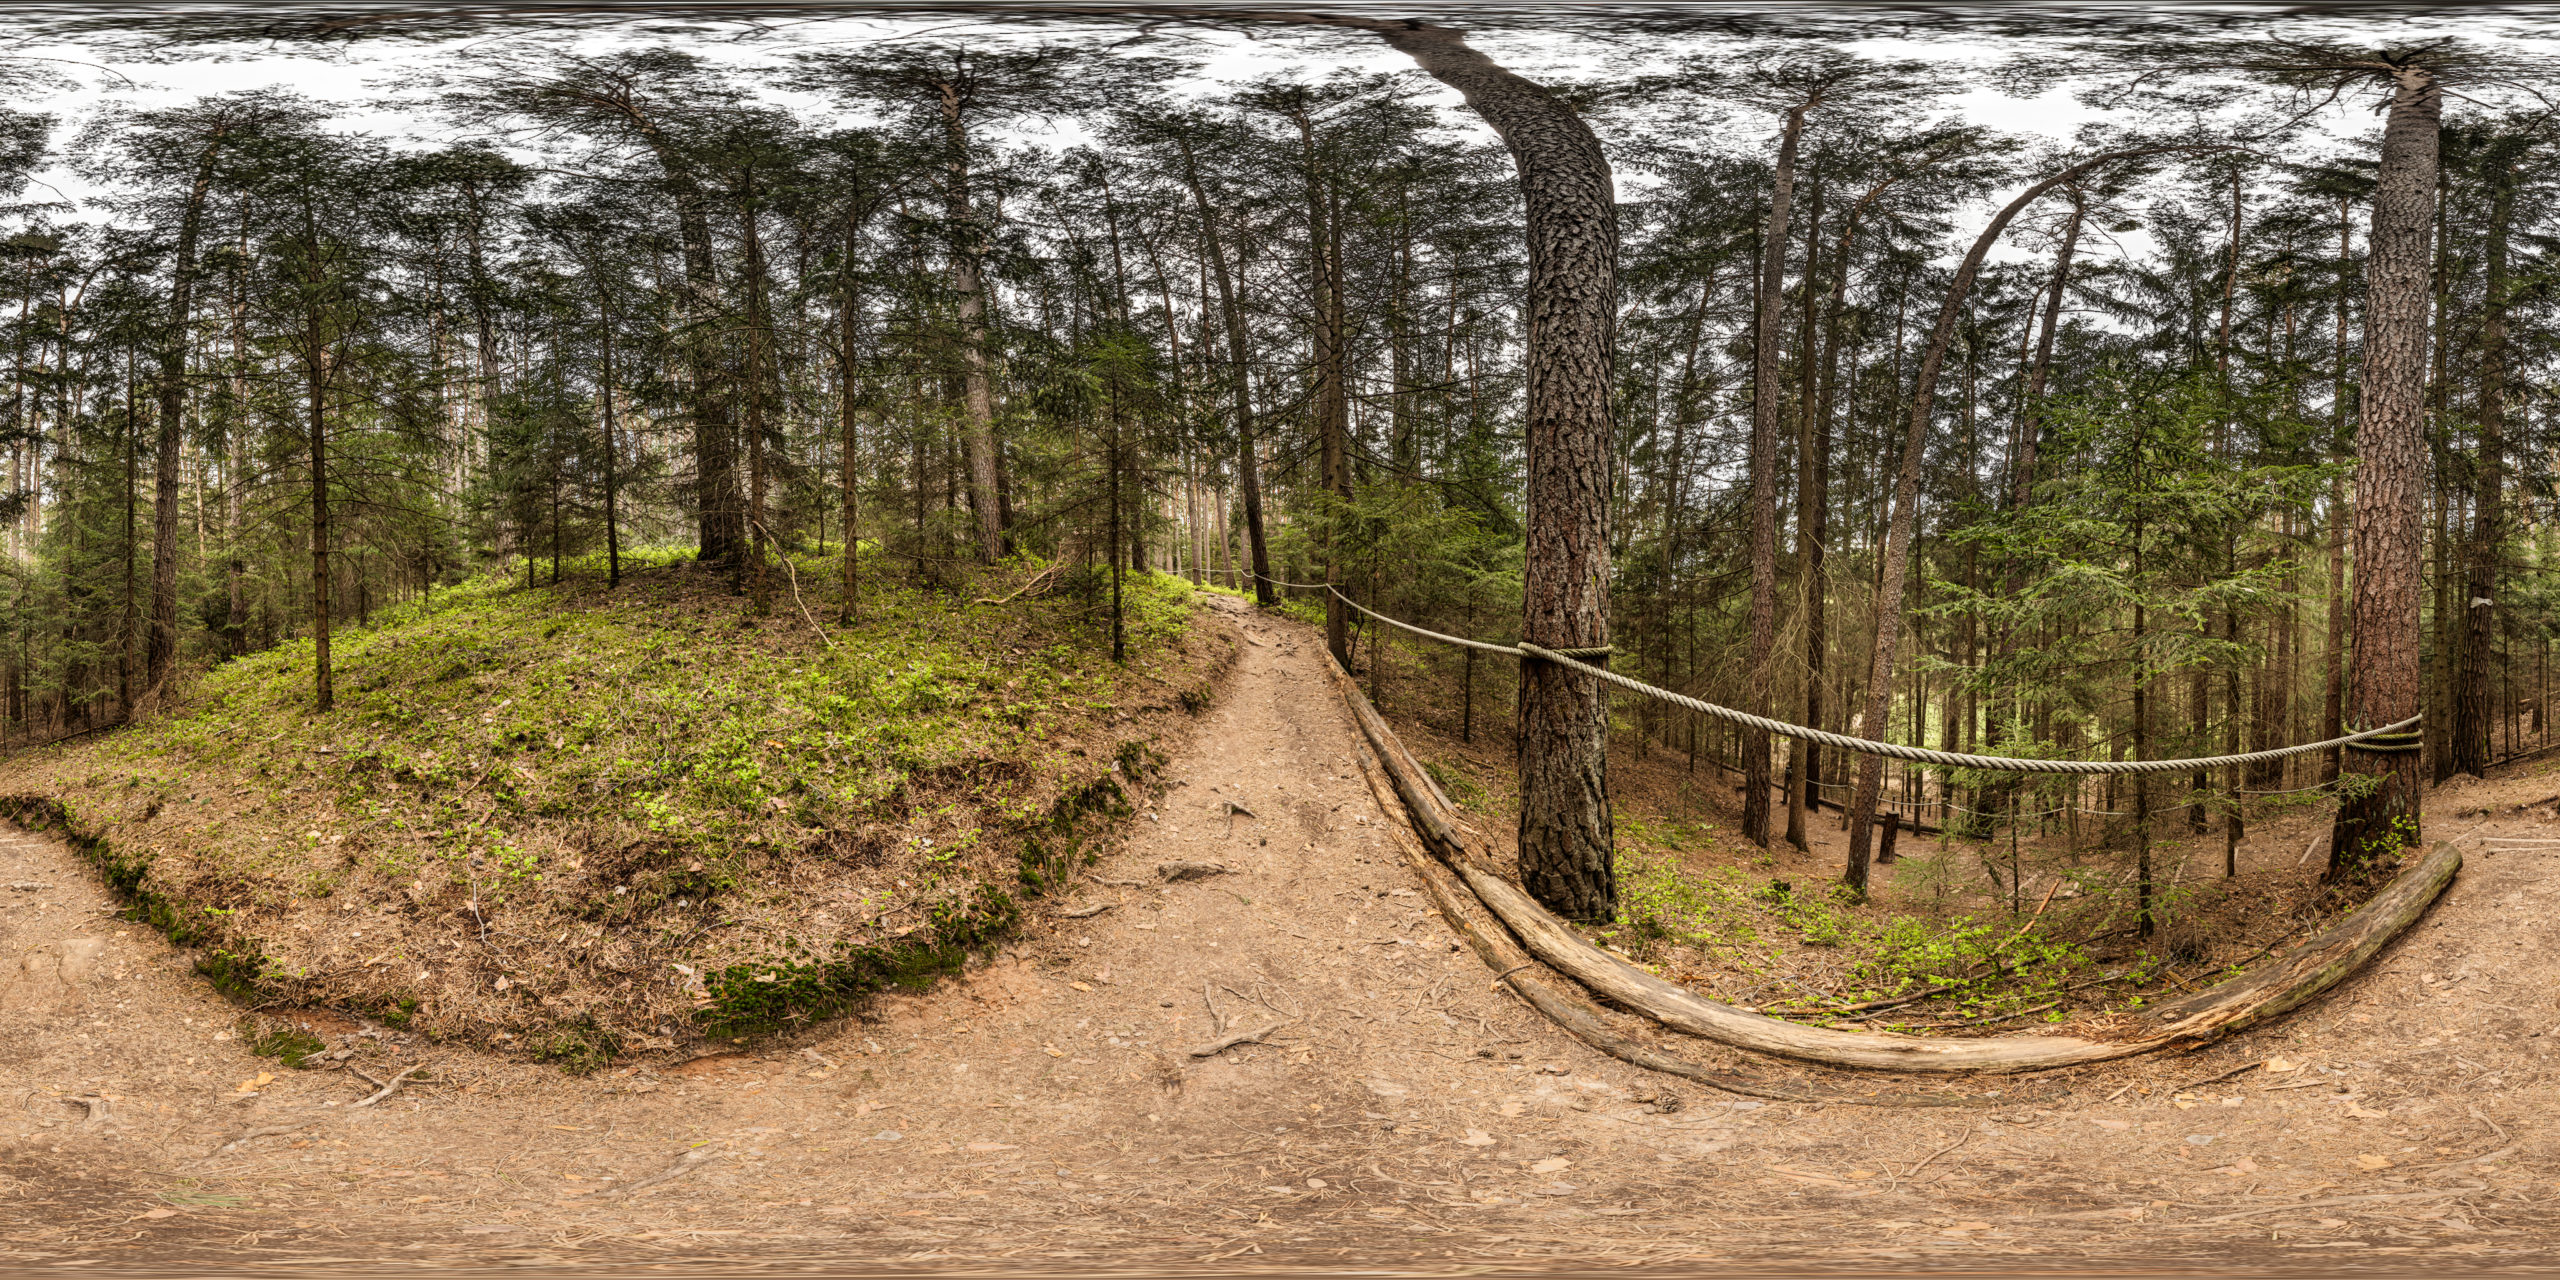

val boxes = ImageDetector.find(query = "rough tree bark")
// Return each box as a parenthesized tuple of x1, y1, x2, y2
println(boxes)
(2325, 195, 2352, 784)
(1783, 177, 1823, 850)
(1374, 19, 1618, 922)
(2329, 65, 2438, 875)
(1743, 92, 1815, 849)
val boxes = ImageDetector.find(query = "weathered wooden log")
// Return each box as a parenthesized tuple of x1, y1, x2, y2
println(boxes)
(1342, 722, 1975, 1107)
(1319, 649, 2459, 1074)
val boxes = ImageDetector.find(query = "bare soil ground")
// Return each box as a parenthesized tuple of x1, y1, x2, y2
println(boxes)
(2, 593, 2556, 1273)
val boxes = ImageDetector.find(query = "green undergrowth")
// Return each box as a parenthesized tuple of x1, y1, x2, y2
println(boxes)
(1601, 816, 2130, 1030)
(0, 550, 1226, 1066)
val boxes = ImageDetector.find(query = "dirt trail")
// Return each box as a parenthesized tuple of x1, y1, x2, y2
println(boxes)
(2, 593, 2557, 1272)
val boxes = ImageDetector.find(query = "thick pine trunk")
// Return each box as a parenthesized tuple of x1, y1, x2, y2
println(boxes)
(1378, 21, 1618, 922)
(2329, 68, 2439, 875)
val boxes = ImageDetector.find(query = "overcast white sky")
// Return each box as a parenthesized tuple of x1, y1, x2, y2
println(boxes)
(13, 6, 2559, 273)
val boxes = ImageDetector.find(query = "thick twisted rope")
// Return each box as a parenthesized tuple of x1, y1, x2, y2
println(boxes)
(1249, 573, 2421, 779)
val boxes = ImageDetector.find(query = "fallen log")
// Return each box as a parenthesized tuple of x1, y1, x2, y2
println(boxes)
(1342, 723, 1975, 1107)
(1319, 650, 2459, 1074)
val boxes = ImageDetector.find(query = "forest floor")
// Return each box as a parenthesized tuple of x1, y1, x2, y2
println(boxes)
(1370, 639, 2474, 1037)
(3, 590, 2558, 1273)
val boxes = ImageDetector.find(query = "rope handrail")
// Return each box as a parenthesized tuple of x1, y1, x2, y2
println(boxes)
(1248, 572, 2421, 779)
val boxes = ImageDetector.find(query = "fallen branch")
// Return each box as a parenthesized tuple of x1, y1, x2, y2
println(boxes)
(2165, 1060, 2264, 1096)
(1189, 1020, 1286, 1058)
(1057, 902, 1115, 919)
(972, 563, 1063, 607)
(748, 520, 837, 651)
(603, 1146, 722, 1198)
(349, 1065, 429, 1109)
(1158, 861, 1228, 883)
(208, 1122, 317, 1156)
(1900, 1129, 1972, 1184)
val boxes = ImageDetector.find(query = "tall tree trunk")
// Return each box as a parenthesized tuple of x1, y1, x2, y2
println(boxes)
(839, 210, 867, 622)
(1176, 136, 1275, 607)
(1842, 144, 2182, 893)
(305, 321, 332, 714)
(601, 294, 622, 590)
(2454, 139, 2516, 779)
(1743, 94, 1813, 849)
(1290, 104, 1355, 667)
(2199, 165, 2244, 834)
(2325, 194, 2352, 783)
(662, 168, 742, 566)
(1785, 179, 1825, 850)
(936, 80, 1005, 564)
(742, 177, 773, 615)
(145, 136, 222, 698)
(1376, 21, 1618, 922)
(2329, 66, 2439, 876)
(2009, 188, 2083, 513)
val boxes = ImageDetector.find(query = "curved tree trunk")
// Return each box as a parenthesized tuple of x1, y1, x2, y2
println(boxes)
(1375, 20, 1618, 922)
(2330, 68, 2439, 874)
(1844, 144, 2194, 894)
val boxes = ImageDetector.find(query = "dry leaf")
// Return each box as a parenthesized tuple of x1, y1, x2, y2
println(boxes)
(2356, 1153, 2392, 1170)
(966, 1142, 1017, 1153)
(1529, 1157, 1571, 1174)
(2265, 1056, 2301, 1073)
(1458, 1129, 1497, 1147)
(1067, 982, 1092, 992)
